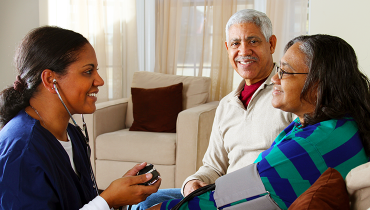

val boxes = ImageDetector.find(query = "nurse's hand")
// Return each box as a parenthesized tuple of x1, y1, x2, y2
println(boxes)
(100, 162, 161, 209)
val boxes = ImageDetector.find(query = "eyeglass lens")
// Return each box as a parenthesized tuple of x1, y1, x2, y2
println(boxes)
(277, 66, 283, 79)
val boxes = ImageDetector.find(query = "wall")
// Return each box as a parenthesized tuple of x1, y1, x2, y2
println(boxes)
(309, 0, 370, 76)
(0, 0, 39, 91)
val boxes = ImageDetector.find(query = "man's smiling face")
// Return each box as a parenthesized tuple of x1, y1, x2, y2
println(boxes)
(225, 22, 276, 85)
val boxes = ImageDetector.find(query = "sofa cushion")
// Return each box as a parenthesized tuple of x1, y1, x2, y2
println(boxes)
(95, 128, 176, 165)
(130, 82, 183, 133)
(126, 71, 211, 127)
(95, 160, 176, 190)
(346, 162, 370, 210)
(288, 167, 350, 210)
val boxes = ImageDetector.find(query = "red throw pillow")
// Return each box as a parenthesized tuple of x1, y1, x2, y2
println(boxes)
(288, 167, 350, 210)
(129, 83, 183, 133)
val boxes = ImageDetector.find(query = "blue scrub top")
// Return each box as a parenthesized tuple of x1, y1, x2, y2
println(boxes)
(0, 110, 97, 209)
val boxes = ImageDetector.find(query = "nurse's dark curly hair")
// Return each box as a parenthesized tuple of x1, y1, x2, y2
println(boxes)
(0, 26, 89, 128)
(285, 34, 370, 156)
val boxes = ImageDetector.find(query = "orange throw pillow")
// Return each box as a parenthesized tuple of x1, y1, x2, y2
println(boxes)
(289, 167, 350, 210)
(129, 83, 183, 133)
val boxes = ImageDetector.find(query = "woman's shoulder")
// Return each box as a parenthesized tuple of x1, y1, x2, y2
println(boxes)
(301, 117, 357, 135)
(0, 110, 59, 162)
(300, 117, 361, 151)
(0, 110, 37, 151)
(287, 117, 359, 151)
(0, 111, 45, 180)
(319, 117, 357, 130)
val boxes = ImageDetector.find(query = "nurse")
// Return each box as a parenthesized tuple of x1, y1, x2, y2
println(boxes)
(0, 26, 160, 210)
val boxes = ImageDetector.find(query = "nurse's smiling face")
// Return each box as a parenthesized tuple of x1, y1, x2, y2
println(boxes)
(55, 43, 104, 115)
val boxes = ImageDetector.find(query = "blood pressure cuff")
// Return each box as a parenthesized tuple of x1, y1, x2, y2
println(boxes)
(214, 163, 281, 210)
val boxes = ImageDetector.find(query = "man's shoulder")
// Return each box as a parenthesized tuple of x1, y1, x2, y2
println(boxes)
(220, 89, 237, 101)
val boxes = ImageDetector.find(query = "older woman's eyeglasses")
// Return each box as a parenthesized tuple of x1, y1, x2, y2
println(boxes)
(276, 66, 308, 79)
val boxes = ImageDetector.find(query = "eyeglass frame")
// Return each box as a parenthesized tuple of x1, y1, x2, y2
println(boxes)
(276, 65, 308, 79)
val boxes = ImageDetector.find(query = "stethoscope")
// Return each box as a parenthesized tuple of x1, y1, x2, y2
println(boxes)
(53, 79, 99, 196)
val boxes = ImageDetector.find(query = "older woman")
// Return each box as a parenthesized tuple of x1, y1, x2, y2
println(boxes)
(0, 26, 160, 210)
(149, 35, 370, 210)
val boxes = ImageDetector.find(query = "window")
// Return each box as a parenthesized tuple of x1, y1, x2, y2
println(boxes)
(47, 0, 138, 100)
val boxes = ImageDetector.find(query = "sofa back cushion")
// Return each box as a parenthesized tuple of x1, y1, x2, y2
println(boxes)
(126, 71, 211, 128)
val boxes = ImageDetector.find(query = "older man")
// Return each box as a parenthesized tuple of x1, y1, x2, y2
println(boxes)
(132, 9, 294, 210)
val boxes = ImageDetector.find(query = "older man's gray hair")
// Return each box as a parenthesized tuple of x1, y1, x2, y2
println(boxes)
(225, 9, 273, 44)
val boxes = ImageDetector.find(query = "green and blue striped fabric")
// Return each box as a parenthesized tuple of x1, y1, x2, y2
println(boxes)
(255, 117, 368, 209)
(160, 117, 368, 210)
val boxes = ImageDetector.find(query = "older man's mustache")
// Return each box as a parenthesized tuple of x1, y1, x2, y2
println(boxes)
(235, 56, 259, 62)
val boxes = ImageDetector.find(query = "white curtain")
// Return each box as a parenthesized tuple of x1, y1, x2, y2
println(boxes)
(46, 0, 308, 102)
(154, 0, 308, 101)
(47, 0, 139, 101)
(265, 0, 309, 62)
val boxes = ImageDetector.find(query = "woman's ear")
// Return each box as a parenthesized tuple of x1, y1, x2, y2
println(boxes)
(41, 69, 56, 93)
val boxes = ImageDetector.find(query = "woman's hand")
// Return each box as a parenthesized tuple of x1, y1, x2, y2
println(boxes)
(183, 180, 208, 197)
(100, 162, 161, 209)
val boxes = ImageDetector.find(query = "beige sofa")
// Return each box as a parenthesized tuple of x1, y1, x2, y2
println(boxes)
(82, 71, 219, 190)
(346, 161, 370, 210)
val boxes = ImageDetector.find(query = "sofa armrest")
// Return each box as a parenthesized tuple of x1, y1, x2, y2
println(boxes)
(175, 101, 219, 187)
(78, 98, 129, 173)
